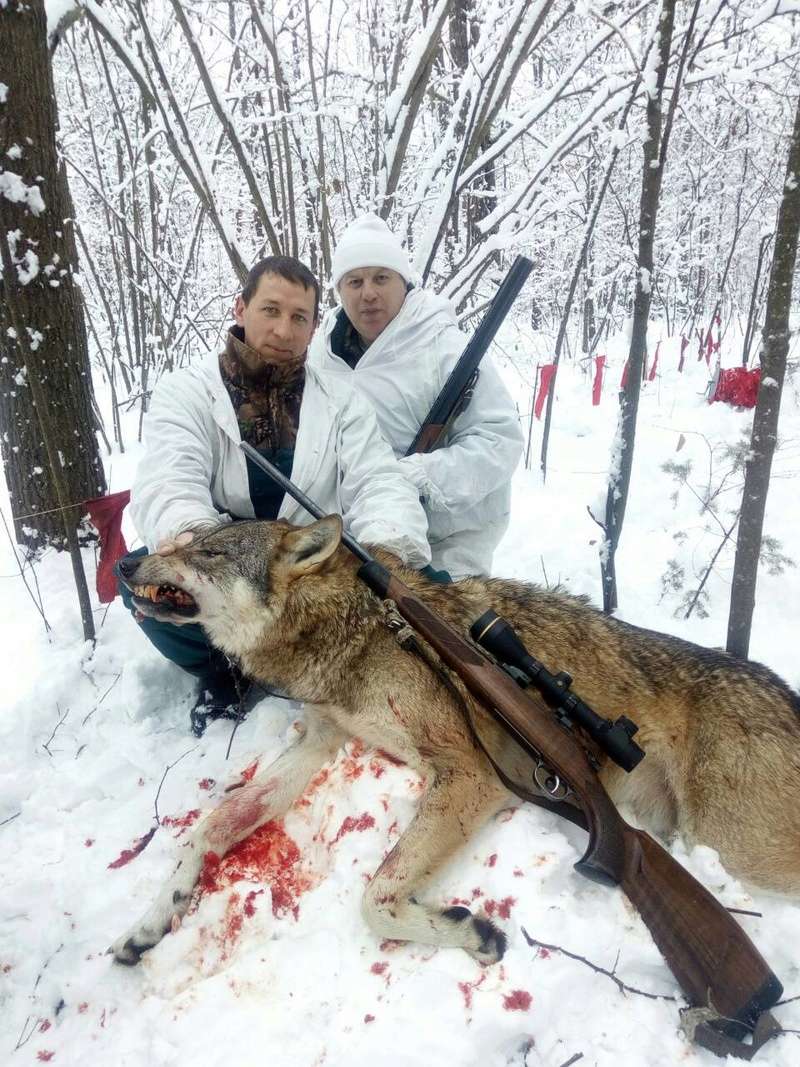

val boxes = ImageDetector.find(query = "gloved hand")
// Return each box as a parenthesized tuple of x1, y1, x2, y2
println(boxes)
(420, 563, 453, 584)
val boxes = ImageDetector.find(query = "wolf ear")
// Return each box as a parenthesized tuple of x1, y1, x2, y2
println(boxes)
(281, 515, 343, 575)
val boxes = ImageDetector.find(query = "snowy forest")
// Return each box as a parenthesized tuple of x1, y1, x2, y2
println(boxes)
(2, 0, 800, 1065)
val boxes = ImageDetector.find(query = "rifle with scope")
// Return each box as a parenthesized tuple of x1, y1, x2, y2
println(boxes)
(241, 439, 784, 1059)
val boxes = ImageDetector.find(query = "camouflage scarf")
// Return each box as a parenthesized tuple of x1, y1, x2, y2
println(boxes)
(219, 327, 305, 451)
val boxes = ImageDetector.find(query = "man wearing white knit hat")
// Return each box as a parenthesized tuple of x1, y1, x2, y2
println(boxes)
(309, 213, 523, 578)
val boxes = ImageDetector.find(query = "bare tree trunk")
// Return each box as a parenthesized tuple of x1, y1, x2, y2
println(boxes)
(600, 0, 687, 613)
(726, 91, 800, 658)
(0, 0, 106, 641)
(741, 232, 773, 366)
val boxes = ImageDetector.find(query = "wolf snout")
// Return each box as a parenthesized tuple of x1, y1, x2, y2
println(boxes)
(117, 553, 142, 581)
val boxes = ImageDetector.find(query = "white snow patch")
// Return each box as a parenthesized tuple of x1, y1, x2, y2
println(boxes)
(0, 170, 46, 215)
(27, 328, 44, 351)
(17, 249, 40, 285)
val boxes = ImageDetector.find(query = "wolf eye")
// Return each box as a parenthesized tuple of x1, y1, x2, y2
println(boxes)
(198, 548, 226, 558)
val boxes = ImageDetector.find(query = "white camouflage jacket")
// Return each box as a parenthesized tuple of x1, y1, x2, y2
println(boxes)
(130, 346, 432, 567)
(309, 288, 523, 576)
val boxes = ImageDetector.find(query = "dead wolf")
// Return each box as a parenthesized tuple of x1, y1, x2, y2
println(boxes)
(112, 517, 800, 965)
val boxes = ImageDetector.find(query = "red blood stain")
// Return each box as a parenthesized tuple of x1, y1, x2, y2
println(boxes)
(364, 1014, 375, 1023)
(221, 892, 245, 952)
(84, 839, 94, 848)
(296, 766, 331, 807)
(37, 1054, 54, 1063)
(341, 755, 365, 782)
(205, 782, 279, 847)
(458, 972, 486, 1010)
(199, 819, 314, 921)
(161, 809, 201, 835)
(503, 989, 532, 1012)
(513, 868, 524, 878)
(198, 778, 215, 791)
(107, 825, 157, 869)
(484, 896, 516, 920)
(368, 759, 386, 779)
(331, 812, 376, 845)
(241, 760, 259, 782)
(370, 961, 389, 976)
(471, 887, 483, 900)
(244, 889, 263, 917)
(386, 819, 399, 837)
(38, 1020, 51, 1033)
(78, 1003, 89, 1014)
(537, 947, 551, 959)
(486, 853, 498, 868)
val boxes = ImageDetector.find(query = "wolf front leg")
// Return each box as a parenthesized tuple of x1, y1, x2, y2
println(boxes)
(362, 761, 512, 963)
(111, 714, 345, 964)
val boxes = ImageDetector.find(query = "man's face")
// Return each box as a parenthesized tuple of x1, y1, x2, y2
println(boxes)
(233, 272, 317, 367)
(338, 267, 407, 344)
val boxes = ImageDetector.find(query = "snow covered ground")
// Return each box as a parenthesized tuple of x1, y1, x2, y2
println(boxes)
(1, 330, 799, 1066)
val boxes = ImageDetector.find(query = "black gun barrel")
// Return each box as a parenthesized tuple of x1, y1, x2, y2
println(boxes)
(470, 609, 645, 772)
(240, 441, 375, 565)
(405, 255, 533, 455)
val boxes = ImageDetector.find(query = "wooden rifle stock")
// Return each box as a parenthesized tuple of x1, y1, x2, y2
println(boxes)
(240, 441, 783, 1056)
(359, 560, 783, 1050)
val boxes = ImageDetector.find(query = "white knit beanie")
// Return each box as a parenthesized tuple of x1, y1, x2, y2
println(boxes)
(331, 213, 412, 289)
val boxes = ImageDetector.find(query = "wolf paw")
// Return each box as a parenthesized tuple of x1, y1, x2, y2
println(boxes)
(110, 925, 166, 965)
(443, 905, 507, 964)
(470, 915, 507, 964)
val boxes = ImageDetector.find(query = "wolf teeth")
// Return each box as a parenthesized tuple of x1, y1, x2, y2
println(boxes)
(133, 584, 160, 600)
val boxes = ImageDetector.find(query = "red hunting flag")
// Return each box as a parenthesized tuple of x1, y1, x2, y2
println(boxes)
(84, 490, 131, 603)
(678, 334, 688, 372)
(620, 359, 629, 389)
(592, 354, 606, 405)
(648, 341, 661, 381)
(534, 362, 556, 419)
(705, 327, 714, 365)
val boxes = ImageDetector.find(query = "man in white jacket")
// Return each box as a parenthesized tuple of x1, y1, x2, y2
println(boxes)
(309, 214, 524, 578)
(121, 255, 431, 735)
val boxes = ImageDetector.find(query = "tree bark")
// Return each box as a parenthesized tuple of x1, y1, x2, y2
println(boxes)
(600, 0, 682, 613)
(726, 91, 800, 658)
(0, 0, 106, 640)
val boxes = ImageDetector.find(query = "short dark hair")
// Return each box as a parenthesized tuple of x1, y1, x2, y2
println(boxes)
(241, 255, 320, 321)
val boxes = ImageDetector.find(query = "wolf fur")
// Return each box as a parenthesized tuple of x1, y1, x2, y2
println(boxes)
(111, 517, 800, 965)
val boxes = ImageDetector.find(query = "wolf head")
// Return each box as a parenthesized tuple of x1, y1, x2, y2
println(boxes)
(118, 515, 346, 651)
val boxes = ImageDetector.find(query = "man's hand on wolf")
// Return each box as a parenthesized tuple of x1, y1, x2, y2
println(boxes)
(155, 530, 195, 556)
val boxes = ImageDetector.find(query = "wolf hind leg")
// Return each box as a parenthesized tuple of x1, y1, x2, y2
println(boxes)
(362, 765, 511, 963)
(111, 713, 345, 964)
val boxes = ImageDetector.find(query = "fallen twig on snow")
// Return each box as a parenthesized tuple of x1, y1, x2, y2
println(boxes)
(42, 705, 69, 756)
(521, 927, 676, 1002)
(154, 746, 198, 825)
(82, 671, 122, 725)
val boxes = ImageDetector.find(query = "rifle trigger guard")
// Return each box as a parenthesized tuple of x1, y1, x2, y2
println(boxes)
(534, 760, 571, 801)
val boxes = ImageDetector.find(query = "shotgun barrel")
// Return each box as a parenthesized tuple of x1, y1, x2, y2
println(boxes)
(406, 256, 533, 455)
